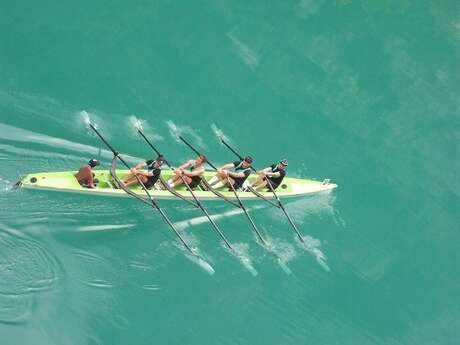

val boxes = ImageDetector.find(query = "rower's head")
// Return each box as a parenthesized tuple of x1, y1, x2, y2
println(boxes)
(278, 159, 288, 170)
(88, 159, 100, 168)
(154, 155, 166, 167)
(242, 156, 253, 168)
(196, 155, 207, 165)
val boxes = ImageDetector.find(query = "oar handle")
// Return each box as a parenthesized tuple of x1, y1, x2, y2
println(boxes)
(179, 136, 218, 171)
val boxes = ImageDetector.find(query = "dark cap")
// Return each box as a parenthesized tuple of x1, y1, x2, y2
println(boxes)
(280, 159, 288, 166)
(244, 156, 253, 163)
(88, 159, 100, 168)
(155, 154, 166, 163)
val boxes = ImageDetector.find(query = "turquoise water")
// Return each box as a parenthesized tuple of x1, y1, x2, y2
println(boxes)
(1, 1, 459, 344)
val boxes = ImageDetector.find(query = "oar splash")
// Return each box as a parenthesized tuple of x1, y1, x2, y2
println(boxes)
(83, 113, 214, 274)
(136, 125, 258, 275)
(220, 138, 307, 245)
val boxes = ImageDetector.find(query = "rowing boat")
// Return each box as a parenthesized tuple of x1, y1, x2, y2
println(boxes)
(14, 116, 338, 271)
(18, 169, 337, 200)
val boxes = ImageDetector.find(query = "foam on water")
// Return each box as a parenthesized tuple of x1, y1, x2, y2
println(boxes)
(129, 115, 143, 131)
(232, 242, 258, 276)
(129, 115, 164, 141)
(165, 120, 208, 150)
(0, 123, 142, 163)
(210, 123, 233, 144)
(186, 255, 215, 275)
(265, 236, 297, 268)
(79, 110, 91, 126)
(0, 177, 13, 193)
(299, 235, 330, 272)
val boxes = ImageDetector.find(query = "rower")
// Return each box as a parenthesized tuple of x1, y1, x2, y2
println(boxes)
(207, 156, 253, 191)
(167, 155, 207, 189)
(247, 159, 288, 191)
(121, 155, 165, 189)
(75, 158, 100, 188)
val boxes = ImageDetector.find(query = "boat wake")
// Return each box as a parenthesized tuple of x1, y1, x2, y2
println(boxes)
(173, 208, 245, 231)
(283, 193, 340, 224)
(0, 224, 61, 324)
(0, 122, 142, 164)
(76, 224, 136, 232)
(0, 177, 13, 193)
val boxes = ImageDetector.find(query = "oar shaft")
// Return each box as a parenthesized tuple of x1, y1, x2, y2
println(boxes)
(178, 136, 240, 208)
(179, 136, 218, 170)
(89, 123, 199, 255)
(138, 130, 162, 157)
(90, 124, 118, 156)
(228, 181, 267, 245)
(221, 139, 305, 243)
(179, 135, 268, 245)
(221, 138, 279, 207)
(136, 129, 198, 208)
(139, 130, 234, 251)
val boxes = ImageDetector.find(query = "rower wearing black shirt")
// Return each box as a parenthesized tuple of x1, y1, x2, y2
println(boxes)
(208, 156, 253, 191)
(121, 155, 165, 189)
(249, 159, 288, 190)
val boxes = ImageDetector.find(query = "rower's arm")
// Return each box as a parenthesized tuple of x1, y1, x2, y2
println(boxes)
(265, 171, 281, 178)
(133, 162, 146, 170)
(87, 169, 96, 188)
(178, 160, 192, 170)
(218, 163, 234, 170)
(184, 168, 203, 177)
(257, 167, 272, 174)
(139, 170, 155, 177)
(228, 171, 245, 178)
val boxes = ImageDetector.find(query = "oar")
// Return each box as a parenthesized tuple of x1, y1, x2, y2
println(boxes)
(138, 129, 235, 252)
(220, 138, 306, 244)
(178, 136, 268, 246)
(87, 122, 201, 257)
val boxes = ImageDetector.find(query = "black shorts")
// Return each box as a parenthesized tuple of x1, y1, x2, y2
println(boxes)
(232, 177, 246, 190)
(188, 176, 202, 189)
(265, 177, 281, 190)
(143, 177, 158, 189)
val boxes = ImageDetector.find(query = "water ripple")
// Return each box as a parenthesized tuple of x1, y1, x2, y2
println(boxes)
(0, 225, 60, 324)
(0, 227, 60, 296)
